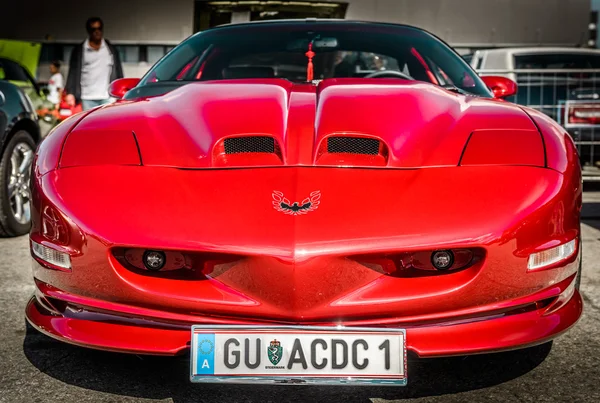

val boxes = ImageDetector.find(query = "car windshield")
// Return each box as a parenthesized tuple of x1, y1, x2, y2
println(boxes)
(137, 22, 492, 97)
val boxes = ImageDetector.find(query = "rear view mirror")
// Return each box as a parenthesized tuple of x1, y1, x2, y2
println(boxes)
(286, 37, 339, 51)
(480, 76, 518, 99)
(313, 37, 338, 49)
(109, 78, 140, 99)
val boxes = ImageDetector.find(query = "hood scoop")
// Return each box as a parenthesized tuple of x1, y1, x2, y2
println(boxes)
(327, 137, 381, 155)
(317, 135, 389, 167)
(224, 136, 276, 154)
(214, 135, 283, 167)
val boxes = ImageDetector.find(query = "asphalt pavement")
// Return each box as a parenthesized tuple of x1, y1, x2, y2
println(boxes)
(1, 192, 600, 403)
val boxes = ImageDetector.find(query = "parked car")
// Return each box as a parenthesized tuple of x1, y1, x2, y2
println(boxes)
(0, 81, 40, 236)
(27, 20, 581, 386)
(0, 39, 58, 135)
(470, 47, 600, 168)
(469, 47, 600, 73)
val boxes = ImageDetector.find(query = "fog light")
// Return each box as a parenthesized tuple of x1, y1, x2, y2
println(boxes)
(527, 239, 577, 271)
(31, 240, 71, 270)
(143, 250, 166, 271)
(431, 250, 454, 270)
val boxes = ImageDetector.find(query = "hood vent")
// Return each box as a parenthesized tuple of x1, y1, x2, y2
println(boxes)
(317, 135, 388, 167)
(214, 135, 283, 167)
(224, 136, 275, 154)
(327, 137, 380, 155)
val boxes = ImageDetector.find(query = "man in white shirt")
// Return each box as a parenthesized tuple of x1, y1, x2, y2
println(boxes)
(66, 17, 123, 110)
(47, 61, 64, 107)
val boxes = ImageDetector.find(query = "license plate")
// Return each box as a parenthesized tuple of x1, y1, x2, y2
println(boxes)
(190, 325, 406, 385)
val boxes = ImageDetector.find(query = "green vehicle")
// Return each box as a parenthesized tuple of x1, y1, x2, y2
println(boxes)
(0, 39, 57, 134)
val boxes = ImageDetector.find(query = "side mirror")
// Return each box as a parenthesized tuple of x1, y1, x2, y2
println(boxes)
(480, 76, 518, 99)
(109, 78, 140, 99)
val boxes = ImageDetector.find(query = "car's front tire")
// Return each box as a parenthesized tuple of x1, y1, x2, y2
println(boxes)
(0, 130, 36, 236)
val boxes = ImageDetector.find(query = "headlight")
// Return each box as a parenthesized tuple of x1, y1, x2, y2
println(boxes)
(459, 129, 545, 167)
(527, 239, 577, 271)
(31, 240, 71, 270)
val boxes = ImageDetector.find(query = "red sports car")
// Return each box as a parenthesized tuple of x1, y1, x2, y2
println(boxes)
(27, 20, 582, 386)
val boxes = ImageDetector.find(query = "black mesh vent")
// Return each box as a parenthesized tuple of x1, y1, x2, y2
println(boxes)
(327, 137, 380, 155)
(224, 136, 275, 154)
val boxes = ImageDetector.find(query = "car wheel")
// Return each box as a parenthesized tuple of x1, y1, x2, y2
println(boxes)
(0, 130, 36, 236)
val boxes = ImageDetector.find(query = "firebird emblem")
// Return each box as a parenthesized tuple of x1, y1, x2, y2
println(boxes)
(272, 190, 321, 215)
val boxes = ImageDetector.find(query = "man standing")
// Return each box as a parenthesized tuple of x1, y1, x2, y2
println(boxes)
(66, 17, 123, 110)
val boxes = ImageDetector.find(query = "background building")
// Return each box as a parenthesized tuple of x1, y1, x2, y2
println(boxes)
(0, 0, 593, 80)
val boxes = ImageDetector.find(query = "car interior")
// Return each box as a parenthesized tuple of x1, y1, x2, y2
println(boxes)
(140, 27, 488, 96)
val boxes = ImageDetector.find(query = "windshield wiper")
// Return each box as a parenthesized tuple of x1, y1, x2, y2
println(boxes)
(442, 85, 472, 96)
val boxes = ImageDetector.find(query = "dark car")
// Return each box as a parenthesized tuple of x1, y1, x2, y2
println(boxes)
(0, 81, 40, 236)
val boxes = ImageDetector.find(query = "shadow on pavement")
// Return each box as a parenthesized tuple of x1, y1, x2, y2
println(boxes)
(23, 323, 552, 403)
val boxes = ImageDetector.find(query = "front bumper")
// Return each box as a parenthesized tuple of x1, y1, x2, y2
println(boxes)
(26, 274, 582, 358)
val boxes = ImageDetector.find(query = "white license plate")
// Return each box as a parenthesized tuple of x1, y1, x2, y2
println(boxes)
(190, 326, 406, 385)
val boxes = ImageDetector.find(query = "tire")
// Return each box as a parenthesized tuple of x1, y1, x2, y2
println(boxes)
(0, 130, 36, 237)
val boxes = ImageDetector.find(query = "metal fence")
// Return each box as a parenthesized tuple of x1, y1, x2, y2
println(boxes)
(477, 69, 600, 181)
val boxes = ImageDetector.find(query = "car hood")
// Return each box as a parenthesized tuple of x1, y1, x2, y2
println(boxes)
(60, 78, 541, 169)
(0, 39, 41, 78)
